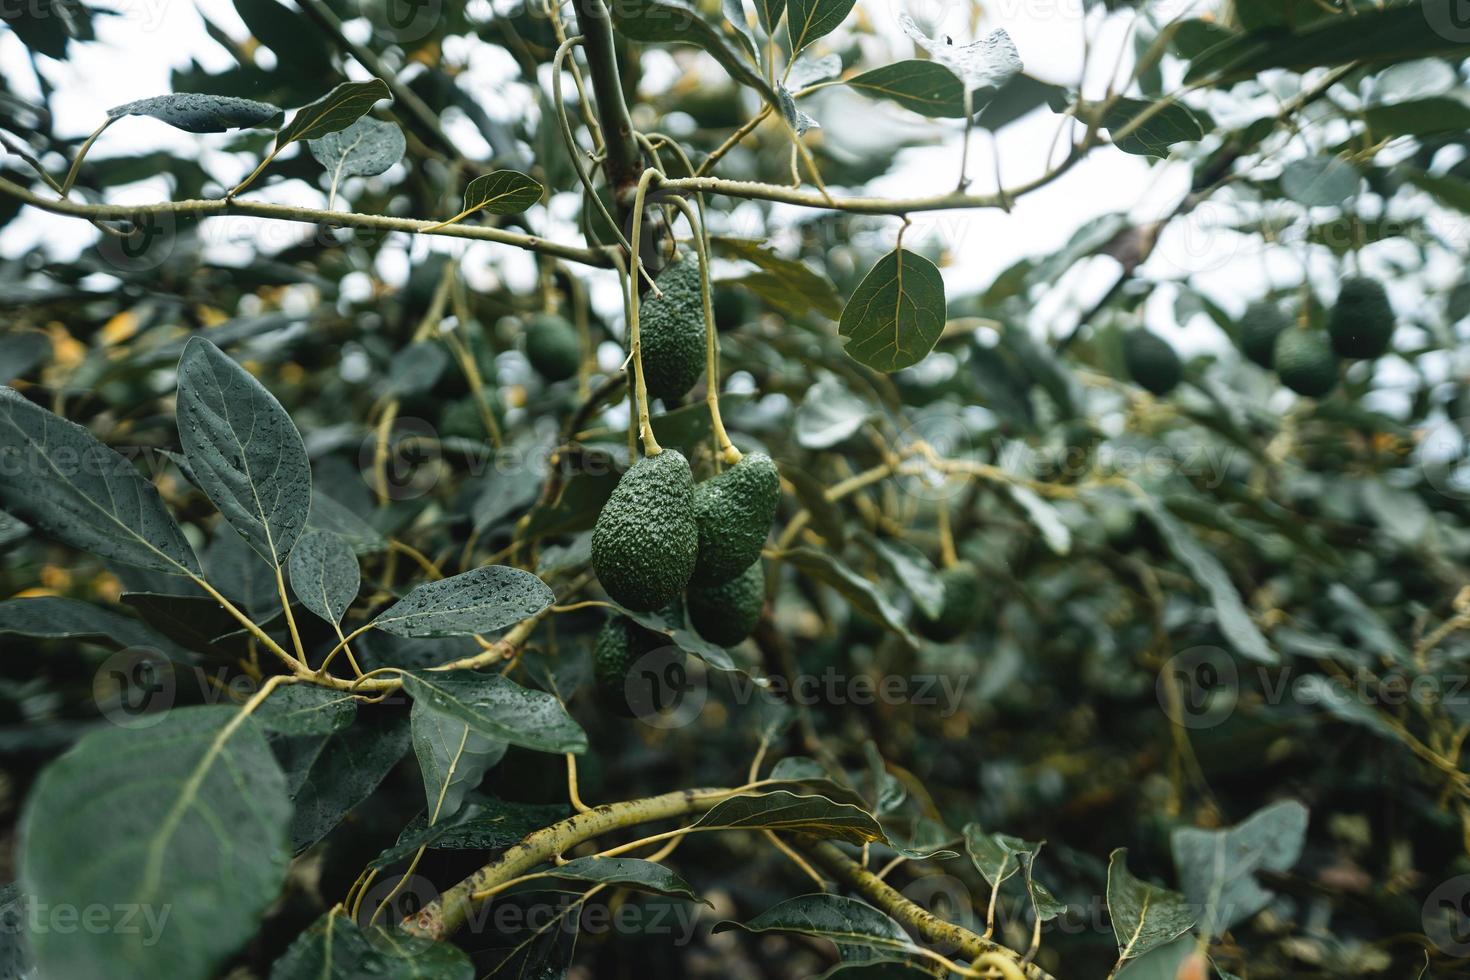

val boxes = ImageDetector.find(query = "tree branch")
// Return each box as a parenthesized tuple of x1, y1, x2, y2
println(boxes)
(572, 0, 641, 209)
(0, 175, 615, 267)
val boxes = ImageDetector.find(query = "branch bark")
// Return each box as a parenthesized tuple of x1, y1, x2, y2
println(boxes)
(572, 0, 641, 212)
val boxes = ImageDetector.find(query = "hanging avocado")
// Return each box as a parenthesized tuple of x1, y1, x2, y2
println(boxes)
(635, 255, 707, 402)
(591, 449, 699, 611)
(524, 313, 581, 382)
(1273, 329, 1339, 397)
(913, 561, 982, 642)
(1123, 330, 1183, 396)
(690, 452, 780, 587)
(687, 560, 765, 646)
(1237, 300, 1292, 368)
(1328, 276, 1394, 359)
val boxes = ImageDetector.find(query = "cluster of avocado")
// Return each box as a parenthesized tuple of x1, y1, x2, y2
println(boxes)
(588, 253, 778, 707)
(912, 560, 983, 642)
(1235, 277, 1394, 398)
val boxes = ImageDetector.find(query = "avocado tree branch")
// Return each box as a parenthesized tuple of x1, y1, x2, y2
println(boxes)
(798, 840, 1058, 980)
(0, 174, 616, 267)
(571, 0, 642, 214)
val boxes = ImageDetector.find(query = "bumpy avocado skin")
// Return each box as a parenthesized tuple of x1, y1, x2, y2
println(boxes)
(592, 449, 698, 611)
(593, 616, 663, 716)
(1273, 329, 1339, 397)
(636, 256, 707, 401)
(525, 313, 581, 382)
(913, 561, 982, 642)
(1328, 277, 1394, 359)
(691, 453, 780, 587)
(688, 560, 765, 646)
(1123, 330, 1183, 396)
(1238, 300, 1292, 368)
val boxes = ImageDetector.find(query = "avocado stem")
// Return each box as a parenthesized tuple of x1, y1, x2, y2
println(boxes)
(628, 169, 664, 456)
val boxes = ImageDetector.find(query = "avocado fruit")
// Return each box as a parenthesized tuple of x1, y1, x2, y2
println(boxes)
(1237, 300, 1292, 368)
(913, 561, 982, 642)
(1328, 276, 1394, 359)
(525, 313, 581, 382)
(1123, 330, 1183, 396)
(593, 616, 665, 716)
(1273, 329, 1338, 397)
(713, 288, 750, 332)
(636, 255, 707, 401)
(691, 452, 780, 587)
(592, 449, 699, 611)
(688, 560, 765, 646)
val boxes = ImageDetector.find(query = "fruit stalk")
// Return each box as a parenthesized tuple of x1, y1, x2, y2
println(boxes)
(628, 168, 664, 455)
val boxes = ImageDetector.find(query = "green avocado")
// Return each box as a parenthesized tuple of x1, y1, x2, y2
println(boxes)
(1123, 330, 1183, 396)
(713, 288, 751, 332)
(592, 449, 699, 611)
(1237, 300, 1292, 368)
(635, 255, 707, 401)
(524, 313, 581, 382)
(913, 561, 982, 642)
(691, 452, 780, 587)
(1328, 276, 1394, 359)
(593, 616, 665, 716)
(688, 560, 765, 646)
(1273, 328, 1338, 397)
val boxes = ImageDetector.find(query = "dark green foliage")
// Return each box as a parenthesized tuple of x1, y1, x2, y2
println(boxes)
(691, 452, 780, 587)
(1237, 299, 1293, 367)
(1328, 276, 1394, 359)
(636, 255, 707, 401)
(1273, 328, 1339, 397)
(593, 616, 665, 715)
(591, 449, 698, 610)
(524, 312, 582, 381)
(687, 560, 765, 646)
(913, 561, 981, 642)
(1123, 330, 1183, 396)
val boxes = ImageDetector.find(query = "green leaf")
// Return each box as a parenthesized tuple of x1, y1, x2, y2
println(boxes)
(288, 529, 360, 626)
(370, 566, 554, 638)
(438, 170, 543, 226)
(256, 684, 358, 736)
(898, 17, 1022, 91)
(1006, 484, 1072, 555)
(1170, 800, 1309, 935)
(777, 81, 820, 136)
(0, 596, 178, 654)
(846, 61, 965, 118)
(1185, 0, 1470, 83)
(400, 670, 588, 754)
(1106, 848, 1196, 962)
(284, 713, 412, 852)
(753, 0, 784, 34)
(1407, 168, 1470, 215)
(384, 342, 450, 397)
(714, 236, 843, 319)
(277, 78, 392, 148)
(307, 115, 405, 181)
(308, 492, 388, 554)
(1114, 936, 1200, 980)
(177, 337, 312, 567)
(962, 824, 1036, 888)
(269, 912, 473, 980)
(1280, 155, 1358, 207)
(20, 706, 291, 980)
(0, 389, 199, 574)
(0, 331, 51, 385)
(121, 591, 265, 659)
(692, 790, 886, 843)
(795, 376, 873, 449)
(786, 0, 855, 58)
(549, 856, 709, 905)
(859, 533, 944, 619)
(1103, 98, 1204, 157)
(1135, 495, 1276, 665)
(610, 0, 779, 102)
(409, 690, 508, 819)
(372, 794, 569, 867)
(838, 249, 947, 373)
(713, 893, 916, 953)
(783, 547, 921, 648)
(1363, 95, 1470, 138)
(107, 93, 281, 133)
